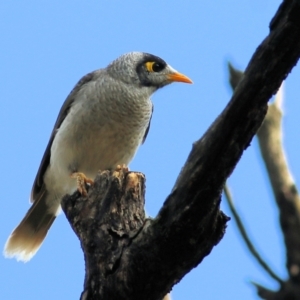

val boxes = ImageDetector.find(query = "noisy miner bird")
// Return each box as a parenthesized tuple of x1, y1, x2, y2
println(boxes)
(4, 52, 192, 262)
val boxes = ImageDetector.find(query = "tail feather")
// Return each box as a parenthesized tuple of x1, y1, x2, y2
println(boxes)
(4, 192, 56, 262)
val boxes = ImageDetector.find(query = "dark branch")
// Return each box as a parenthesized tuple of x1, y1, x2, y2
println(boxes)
(224, 185, 283, 284)
(252, 281, 300, 300)
(62, 169, 147, 300)
(62, 0, 300, 299)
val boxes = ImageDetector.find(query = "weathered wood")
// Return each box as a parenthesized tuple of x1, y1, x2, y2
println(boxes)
(62, 169, 146, 300)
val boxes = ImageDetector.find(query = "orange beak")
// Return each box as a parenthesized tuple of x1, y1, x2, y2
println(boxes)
(167, 72, 193, 84)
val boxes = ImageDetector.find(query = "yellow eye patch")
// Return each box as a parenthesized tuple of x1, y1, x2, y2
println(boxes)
(145, 62, 156, 72)
(145, 61, 165, 73)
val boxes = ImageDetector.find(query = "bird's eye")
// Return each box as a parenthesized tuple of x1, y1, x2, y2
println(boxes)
(152, 62, 164, 72)
(145, 61, 165, 73)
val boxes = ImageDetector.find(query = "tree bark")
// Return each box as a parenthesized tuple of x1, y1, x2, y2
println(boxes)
(61, 0, 300, 299)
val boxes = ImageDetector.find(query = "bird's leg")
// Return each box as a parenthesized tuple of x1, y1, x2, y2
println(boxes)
(70, 172, 94, 197)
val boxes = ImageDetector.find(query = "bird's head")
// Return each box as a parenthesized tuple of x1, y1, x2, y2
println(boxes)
(107, 52, 192, 92)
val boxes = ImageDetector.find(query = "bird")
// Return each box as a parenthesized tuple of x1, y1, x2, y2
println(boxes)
(4, 52, 192, 262)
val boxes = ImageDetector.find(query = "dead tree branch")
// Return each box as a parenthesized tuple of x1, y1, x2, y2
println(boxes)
(228, 64, 300, 300)
(224, 185, 283, 284)
(257, 87, 300, 282)
(228, 14, 300, 298)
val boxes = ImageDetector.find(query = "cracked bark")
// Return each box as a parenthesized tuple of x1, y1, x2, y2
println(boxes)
(61, 0, 300, 299)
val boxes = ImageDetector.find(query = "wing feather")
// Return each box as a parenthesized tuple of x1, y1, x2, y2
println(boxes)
(142, 103, 153, 144)
(30, 71, 98, 202)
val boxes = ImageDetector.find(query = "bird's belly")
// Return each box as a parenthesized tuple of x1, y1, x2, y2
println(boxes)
(44, 122, 144, 200)
(74, 126, 143, 175)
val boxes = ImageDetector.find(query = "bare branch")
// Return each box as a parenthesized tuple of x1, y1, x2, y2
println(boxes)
(224, 185, 283, 284)
(252, 281, 300, 300)
(257, 88, 300, 281)
(227, 62, 243, 90)
(228, 49, 300, 282)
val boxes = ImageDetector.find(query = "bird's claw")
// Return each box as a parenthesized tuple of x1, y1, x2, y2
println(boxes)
(70, 172, 94, 197)
(115, 164, 129, 172)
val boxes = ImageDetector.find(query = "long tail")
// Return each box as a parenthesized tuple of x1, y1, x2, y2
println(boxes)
(4, 192, 56, 262)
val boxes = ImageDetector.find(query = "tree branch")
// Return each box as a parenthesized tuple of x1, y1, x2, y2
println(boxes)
(228, 63, 300, 300)
(257, 87, 300, 282)
(224, 185, 283, 284)
(61, 0, 300, 299)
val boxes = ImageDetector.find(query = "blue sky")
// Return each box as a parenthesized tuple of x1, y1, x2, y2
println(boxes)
(1, 1, 299, 299)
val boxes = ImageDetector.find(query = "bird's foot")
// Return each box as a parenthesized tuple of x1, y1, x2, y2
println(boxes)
(70, 172, 94, 197)
(113, 164, 129, 178)
(115, 164, 129, 172)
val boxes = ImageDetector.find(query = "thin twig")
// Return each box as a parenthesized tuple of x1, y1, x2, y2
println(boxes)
(223, 185, 284, 285)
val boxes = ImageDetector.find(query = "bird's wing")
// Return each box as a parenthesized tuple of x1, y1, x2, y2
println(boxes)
(30, 71, 98, 202)
(142, 103, 154, 144)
